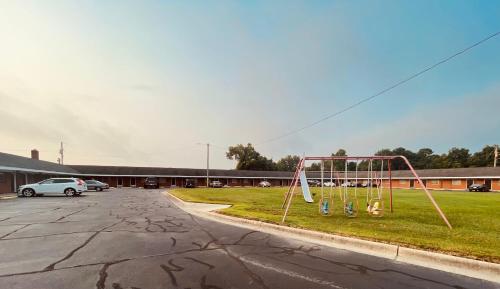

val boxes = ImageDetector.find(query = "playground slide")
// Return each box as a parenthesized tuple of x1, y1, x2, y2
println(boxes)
(299, 170, 314, 203)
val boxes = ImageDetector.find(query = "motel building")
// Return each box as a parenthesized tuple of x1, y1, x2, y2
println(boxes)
(1, 150, 500, 194)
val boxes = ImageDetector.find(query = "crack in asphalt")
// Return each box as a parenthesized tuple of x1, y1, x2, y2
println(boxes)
(96, 259, 131, 289)
(55, 205, 93, 222)
(160, 259, 184, 287)
(189, 214, 271, 289)
(0, 224, 31, 239)
(184, 257, 215, 270)
(44, 219, 125, 271)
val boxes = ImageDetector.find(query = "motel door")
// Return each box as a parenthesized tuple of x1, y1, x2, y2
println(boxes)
(467, 179, 473, 187)
(409, 180, 414, 189)
(485, 179, 492, 189)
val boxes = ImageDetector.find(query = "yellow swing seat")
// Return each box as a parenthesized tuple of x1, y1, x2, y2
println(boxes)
(368, 198, 384, 217)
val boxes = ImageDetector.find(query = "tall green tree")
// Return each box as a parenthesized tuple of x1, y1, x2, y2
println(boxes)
(226, 143, 276, 171)
(415, 148, 434, 169)
(276, 155, 301, 171)
(332, 149, 348, 171)
(445, 147, 470, 168)
(470, 145, 496, 167)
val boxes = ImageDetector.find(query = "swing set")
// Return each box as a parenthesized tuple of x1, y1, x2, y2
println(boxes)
(281, 155, 453, 229)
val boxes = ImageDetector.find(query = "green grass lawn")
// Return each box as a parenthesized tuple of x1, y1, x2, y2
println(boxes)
(170, 187, 500, 263)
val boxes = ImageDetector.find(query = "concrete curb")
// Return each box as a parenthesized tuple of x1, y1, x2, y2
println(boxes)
(164, 192, 500, 284)
(0, 194, 17, 200)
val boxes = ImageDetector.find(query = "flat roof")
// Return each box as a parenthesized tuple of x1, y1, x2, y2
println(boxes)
(1, 152, 500, 179)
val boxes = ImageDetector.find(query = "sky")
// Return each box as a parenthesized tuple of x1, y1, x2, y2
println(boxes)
(0, 1, 499, 169)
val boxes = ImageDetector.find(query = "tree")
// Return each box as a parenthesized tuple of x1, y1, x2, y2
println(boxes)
(226, 143, 276, 171)
(308, 162, 321, 171)
(276, 155, 301, 171)
(373, 148, 394, 170)
(470, 145, 496, 167)
(444, 147, 470, 168)
(332, 149, 348, 171)
(415, 148, 434, 169)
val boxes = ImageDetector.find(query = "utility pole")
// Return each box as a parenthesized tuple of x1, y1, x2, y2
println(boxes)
(494, 145, 498, 168)
(206, 143, 210, 187)
(59, 142, 64, 165)
(197, 143, 210, 187)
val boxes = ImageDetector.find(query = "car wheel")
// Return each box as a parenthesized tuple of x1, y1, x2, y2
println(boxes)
(23, 188, 35, 197)
(64, 188, 76, 196)
(96, 187, 103, 192)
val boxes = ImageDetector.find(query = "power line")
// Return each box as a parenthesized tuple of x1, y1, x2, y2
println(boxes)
(258, 31, 500, 145)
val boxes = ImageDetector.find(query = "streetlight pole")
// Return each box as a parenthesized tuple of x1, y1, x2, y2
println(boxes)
(206, 143, 210, 187)
(197, 143, 210, 187)
(494, 145, 498, 168)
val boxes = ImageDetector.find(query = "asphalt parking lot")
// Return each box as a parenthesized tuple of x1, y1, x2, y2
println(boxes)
(0, 188, 497, 289)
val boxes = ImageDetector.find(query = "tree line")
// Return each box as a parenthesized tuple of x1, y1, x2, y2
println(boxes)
(226, 143, 498, 171)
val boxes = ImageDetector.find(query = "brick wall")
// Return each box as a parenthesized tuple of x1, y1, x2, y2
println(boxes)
(0, 172, 13, 194)
(492, 179, 500, 191)
(441, 179, 467, 190)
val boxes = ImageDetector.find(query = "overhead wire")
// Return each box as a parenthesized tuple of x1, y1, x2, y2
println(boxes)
(257, 31, 500, 145)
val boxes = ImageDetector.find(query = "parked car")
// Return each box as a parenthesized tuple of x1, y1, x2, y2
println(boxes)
(144, 177, 159, 189)
(324, 181, 336, 187)
(307, 179, 321, 187)
(340, 181, 353, 187)
(18, 178, 87, 197)
(258, 181, 271, 187)
(85, 180, 109, 191)
(209, 180, 223, 188)
(468, 183, 490, 192)
(184, 179, 196, 188)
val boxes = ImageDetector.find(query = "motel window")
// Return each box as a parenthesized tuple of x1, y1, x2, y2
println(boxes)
(399, 180, 407, 184)
(431, 180, 440, 185)
(451, 180, 461, 185)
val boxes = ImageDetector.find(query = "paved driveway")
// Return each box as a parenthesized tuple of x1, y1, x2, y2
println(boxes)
(0, 188, 496, 289)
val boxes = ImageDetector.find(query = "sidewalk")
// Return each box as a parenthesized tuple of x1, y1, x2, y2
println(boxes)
(0, 193, 17, 200)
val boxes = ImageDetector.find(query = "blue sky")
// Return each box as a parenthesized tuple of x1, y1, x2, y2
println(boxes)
(0, 1, 499, 168)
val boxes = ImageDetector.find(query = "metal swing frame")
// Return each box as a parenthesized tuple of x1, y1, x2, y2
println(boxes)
(281, 155, 453, 229)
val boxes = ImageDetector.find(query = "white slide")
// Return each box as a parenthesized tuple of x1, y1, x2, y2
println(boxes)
(299, 170, 314, 203)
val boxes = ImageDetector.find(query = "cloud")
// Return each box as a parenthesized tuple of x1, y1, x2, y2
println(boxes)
(0, 89, 143, 164)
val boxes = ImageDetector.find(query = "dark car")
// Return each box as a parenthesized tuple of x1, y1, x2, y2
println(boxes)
(84, 180, 109, 191)
(185, 179, 196, 188)
(307, 180, 321, 187)
(209, 180, 223, 188)
(144, 177, 159, 189)
(468, 183, 490, 192)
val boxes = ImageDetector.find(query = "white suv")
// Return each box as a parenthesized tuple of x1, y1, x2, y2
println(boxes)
(258, 181, 271, 187)
(18, 178, 87, 197)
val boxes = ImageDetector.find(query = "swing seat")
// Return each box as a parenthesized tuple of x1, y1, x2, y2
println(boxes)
(321, 200, 329, 215)
(368, 198, 384, 217)
(319, 198, 332, 216)
(344, 200, 358, 217)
